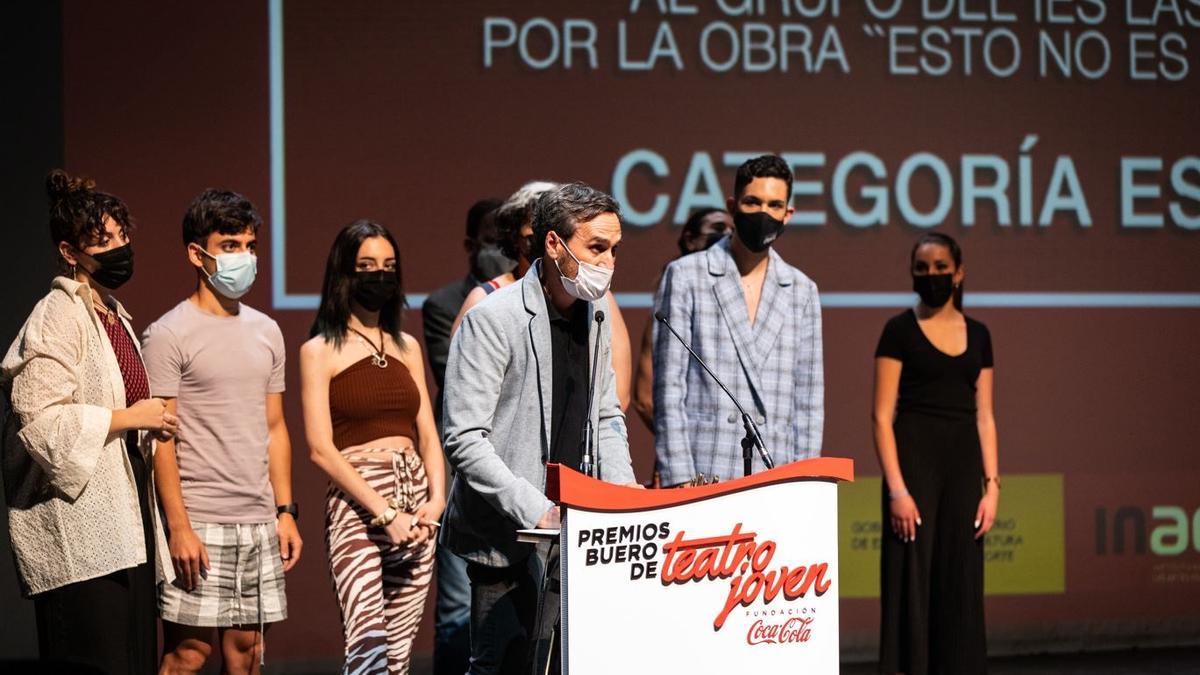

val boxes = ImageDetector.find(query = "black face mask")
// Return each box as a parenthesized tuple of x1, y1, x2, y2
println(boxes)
(473, 243, 517, 281)
(703, 231, 728, 250)
(912, 273, 955, 308)
(681, 230, 728, 256)
(352, 271, 399, 312)
(81, 244, 134, 289)
(733, 210, 785, 253)
(521, 234, 536, 263)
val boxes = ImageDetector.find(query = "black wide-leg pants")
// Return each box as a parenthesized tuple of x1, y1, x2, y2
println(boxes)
(33, 435, 157, 675)
(879, 412, 987, 675)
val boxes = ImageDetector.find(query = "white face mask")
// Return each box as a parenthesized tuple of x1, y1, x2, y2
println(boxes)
(198, 248, 257, 299)
(553, 236, 613, 302)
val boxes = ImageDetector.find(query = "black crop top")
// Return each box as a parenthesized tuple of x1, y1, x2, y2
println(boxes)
(875, 309, 993, 422)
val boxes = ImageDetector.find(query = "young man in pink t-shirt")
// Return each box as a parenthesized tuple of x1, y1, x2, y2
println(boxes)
(142, 189, 302, 674)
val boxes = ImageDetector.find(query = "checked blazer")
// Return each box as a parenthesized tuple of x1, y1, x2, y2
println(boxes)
(652, 236, 824, 486)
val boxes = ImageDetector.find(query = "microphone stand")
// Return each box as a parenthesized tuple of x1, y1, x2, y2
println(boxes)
(578, 310, 604, 479)
(655, 311, 775, 477)
(533, 310, 604, 675)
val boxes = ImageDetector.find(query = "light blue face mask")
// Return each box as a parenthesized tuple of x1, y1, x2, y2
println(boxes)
(198, 248, 257, 299)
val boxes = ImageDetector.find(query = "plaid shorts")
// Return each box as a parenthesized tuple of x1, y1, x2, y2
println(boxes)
(159, 521, 288, 627)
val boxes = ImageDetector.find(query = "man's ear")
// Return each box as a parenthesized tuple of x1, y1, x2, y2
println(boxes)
(542, 232, 558, 262)
(186, 243, 207, 270)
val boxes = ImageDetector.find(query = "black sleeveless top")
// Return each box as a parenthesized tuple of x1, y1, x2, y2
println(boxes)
(874, 309, 993, 422)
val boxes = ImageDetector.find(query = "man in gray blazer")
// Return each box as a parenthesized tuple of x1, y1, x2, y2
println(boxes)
(653, 154, 824, 486)
(441, 182, 635, 675)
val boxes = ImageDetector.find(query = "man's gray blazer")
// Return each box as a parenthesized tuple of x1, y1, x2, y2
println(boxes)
(440, 259, 634, 567)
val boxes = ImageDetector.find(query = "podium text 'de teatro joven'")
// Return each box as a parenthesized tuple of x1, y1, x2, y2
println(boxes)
(545, 457, 854, 674)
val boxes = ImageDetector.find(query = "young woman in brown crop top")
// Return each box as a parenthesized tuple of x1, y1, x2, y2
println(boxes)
(299, 220, 445, 674)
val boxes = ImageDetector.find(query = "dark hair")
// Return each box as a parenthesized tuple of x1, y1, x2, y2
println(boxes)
(182, 188, 261, 247)
(531, 182, 620, 261)
(310, 219, 407, 348)
(46, 169, 133, 272)
(911, 232, 964, 310)
(733, 154, 793, 200)
(466, 198, 503, 240)
(679, 207, 726, 257)
(494, 181, 558, 262)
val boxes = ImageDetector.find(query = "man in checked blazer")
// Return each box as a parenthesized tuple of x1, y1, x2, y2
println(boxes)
(653, 154, 824, 485)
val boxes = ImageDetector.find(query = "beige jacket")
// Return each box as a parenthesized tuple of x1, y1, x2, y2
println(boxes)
(2, 276, 173, 596)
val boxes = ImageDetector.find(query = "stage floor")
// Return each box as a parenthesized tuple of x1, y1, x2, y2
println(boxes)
(843, 646, 1200, 675)
(119, 645, 1197, 673)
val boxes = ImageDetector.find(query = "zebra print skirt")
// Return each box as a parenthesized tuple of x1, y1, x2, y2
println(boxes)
(324, 448, 436, 674)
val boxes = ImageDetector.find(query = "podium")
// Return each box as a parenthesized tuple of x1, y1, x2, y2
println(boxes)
(542, 457, 853, 674)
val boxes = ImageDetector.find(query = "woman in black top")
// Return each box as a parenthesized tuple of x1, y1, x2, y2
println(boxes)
(873, 232, 999, 675)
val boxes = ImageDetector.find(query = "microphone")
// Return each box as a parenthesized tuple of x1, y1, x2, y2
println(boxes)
(579, 310, 605, 478)
(654, 311, 775, 473)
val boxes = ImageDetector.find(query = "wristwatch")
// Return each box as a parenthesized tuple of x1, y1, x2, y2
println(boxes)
(277, 503, 300, 520)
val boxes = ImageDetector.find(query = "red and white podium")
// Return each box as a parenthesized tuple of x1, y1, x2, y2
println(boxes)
(544, 458, 854, 674)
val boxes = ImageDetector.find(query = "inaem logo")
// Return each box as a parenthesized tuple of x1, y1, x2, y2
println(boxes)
(1095, 506, 1200, 556)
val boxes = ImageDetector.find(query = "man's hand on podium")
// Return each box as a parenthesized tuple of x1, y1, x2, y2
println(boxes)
(537, 505, 561, 529)
(534, 486, 641, 531)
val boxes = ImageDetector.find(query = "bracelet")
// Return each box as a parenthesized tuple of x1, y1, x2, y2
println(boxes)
(369, 498, 403, 527)
(370, 506, 397, 527)
(889, 488, 910, 500)
(984, 476, 1002, 490)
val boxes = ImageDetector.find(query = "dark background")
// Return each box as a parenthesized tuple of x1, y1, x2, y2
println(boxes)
(3, 1, 1198, 669)
(2, 0, 64, 660)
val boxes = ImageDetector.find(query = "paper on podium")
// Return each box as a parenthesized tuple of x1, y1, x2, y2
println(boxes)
(516, 528, 560, 544)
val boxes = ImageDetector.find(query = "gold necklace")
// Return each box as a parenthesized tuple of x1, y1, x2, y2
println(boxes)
(92, 297, 117, 326)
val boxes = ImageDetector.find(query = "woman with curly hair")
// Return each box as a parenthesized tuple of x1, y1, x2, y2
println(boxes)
(2, 170, 178, 673)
